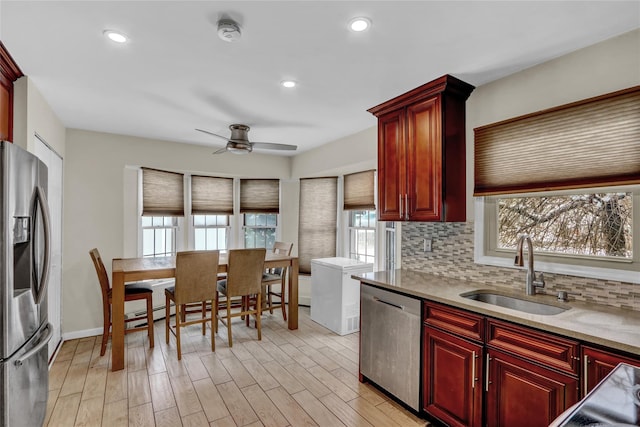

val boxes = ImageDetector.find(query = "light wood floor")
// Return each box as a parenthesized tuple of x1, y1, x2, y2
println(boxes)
(45, 307, 430, 427)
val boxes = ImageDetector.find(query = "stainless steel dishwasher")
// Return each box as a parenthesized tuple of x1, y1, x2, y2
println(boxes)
(360, 283, 421, 411)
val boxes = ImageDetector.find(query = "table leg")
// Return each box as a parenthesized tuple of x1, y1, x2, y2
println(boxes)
(287, 258, 299, 330)
(111, 271, 125, 371)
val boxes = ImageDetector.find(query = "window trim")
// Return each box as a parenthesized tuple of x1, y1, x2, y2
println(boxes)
(474, 186, 640, 284)
(346, 210, 377, 265)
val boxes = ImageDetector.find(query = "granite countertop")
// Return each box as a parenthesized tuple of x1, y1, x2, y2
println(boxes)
(355, 269, 640, 356)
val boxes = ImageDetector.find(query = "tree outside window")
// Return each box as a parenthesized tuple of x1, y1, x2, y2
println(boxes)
(498, 192, 632, 258)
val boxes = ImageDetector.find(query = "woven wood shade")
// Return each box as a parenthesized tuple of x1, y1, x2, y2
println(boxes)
(142, 167, 184, 216)
(298, 177, 337, 274)
(343, 170, 376, 210)
(474, 87, 640, 196)
(240, 179, 280, 213)
(191, 175, 233, 215)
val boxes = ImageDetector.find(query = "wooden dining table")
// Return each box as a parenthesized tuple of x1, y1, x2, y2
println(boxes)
(111, 252, 299, 371)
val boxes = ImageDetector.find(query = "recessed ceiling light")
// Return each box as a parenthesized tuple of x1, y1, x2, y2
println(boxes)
(281, 80, 297, 88)
(349, 17, 371, 32)
(103, 30, 128, 43)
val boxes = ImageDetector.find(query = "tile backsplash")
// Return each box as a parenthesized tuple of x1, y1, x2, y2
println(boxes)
(401, 222, 639, 311)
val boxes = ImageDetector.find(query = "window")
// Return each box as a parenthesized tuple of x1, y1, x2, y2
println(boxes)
(240, 179, 280, 249)
(191, 175, 234, 250)
(194, 215, 229, 251)
(142, 216, 177, 257)
(348, 210, 376, 264)
(141, 168, 183, 257)
(343, 170, 377, 264)
(299, 177, 338, 274)
(244, 213, 277, 249)
(474, 88, 640, 282)
(498, 192, 632, 259)
(477, 186, 639, 282)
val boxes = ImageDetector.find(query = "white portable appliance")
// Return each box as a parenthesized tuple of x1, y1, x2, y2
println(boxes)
(310, 257, 373, 335)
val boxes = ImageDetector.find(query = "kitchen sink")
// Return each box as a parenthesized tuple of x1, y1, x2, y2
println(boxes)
(460, 290, 569, 315)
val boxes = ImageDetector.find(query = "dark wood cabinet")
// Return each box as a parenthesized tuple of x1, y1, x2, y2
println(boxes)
(423, 302, 484, 427)
(422, 302, 581, 427)
(368, 75, 474, 222)
(582, 345, 640, 396)
(0, 42, 24, 142)
(486, 348, 579, 427)
(423, 327, 483, 427)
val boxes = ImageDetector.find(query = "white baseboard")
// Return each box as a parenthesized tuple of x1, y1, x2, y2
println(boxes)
(63, 327, 102, 341)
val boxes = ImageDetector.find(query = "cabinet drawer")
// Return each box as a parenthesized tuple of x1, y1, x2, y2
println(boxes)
(424, 302, 484, 342)
(487, 319, 579, 375)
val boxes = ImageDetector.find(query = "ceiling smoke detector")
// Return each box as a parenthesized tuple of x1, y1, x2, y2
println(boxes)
(217, 19, 241, 42)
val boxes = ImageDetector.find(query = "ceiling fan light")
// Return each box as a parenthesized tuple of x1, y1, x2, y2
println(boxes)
(228, 147, 250, 154)
(281, 80, 297, 88)
(349, 17, 371, 32)
(103, 30, 128, 43)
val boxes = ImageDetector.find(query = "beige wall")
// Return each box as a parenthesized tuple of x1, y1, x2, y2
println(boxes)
(63, 129, 291, 333)
(60, 28, 639, 336)
(291, 126, 377, 178)
(13, 77, 66, 156)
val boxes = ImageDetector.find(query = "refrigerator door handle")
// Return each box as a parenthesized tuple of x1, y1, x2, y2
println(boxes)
(14, 323, 53, 366)
(32, 185, 51, 305)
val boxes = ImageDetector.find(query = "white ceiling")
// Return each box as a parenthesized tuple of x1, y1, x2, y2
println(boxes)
(1, 1, 638, 155)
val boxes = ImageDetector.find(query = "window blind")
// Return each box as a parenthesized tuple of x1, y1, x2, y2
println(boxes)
(298, 177, 337, 274)
(142, 167, 184, 216)
(474, 87, 640, 196)
(191, 175, 234, 215)
(240, 179, 280, 213)
(343, 170, 376, 210)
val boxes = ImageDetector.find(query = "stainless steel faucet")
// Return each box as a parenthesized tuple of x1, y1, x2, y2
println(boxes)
(514, 235, 545, 295)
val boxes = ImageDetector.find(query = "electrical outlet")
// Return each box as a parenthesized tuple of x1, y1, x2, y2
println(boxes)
(424, 238, 432, 252)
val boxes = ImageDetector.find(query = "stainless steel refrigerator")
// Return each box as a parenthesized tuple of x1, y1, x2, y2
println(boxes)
(0, 141, 52, 427)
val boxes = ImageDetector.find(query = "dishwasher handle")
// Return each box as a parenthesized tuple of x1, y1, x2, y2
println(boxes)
(372, 296, 405, 310)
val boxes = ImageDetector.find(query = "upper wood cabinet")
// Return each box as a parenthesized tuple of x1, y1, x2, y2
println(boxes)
(368, 75, 474, 222)
(0, 41, 24, 142)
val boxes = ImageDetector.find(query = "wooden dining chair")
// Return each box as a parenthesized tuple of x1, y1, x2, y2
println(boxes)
(261, 241, 294, 320)
(89, 248, 155, 357)
(164, 250, 219, 360)
(215, 248, 266, 348)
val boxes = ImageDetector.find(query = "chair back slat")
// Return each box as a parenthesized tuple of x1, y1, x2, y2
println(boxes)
(89, 248, 111, 301)
(272, 241, 293, 256)
(269, 242, 293, 276)
(174, 250, 220, 305)
(226, 248, 266, 297)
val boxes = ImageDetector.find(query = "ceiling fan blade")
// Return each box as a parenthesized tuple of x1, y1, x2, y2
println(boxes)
(251, 142, 298, 151)
(196, 128, 229, 141)
(212, 147, 228, 155)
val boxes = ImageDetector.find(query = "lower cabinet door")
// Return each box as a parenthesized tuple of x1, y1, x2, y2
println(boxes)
(486, 348, 578, 427)
(582, 345, 640, 396)
(423, 327, 483, 427)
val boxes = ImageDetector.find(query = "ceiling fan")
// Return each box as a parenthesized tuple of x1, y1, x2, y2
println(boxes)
(196, 124, 297, 155)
